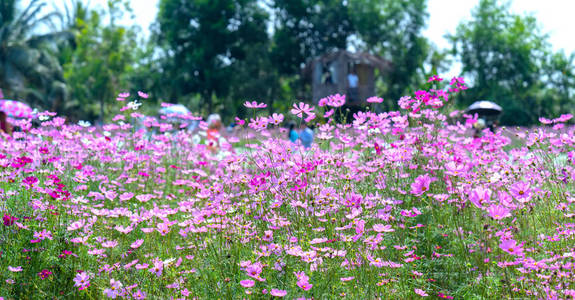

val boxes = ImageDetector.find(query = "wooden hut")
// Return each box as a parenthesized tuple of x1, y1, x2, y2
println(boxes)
(303, 50, 391, 105)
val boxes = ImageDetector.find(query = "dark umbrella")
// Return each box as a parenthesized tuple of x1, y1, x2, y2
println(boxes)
(466, 100, 502, 116)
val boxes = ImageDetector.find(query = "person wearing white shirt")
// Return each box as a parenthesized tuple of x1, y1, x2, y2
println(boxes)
(347, 68, 359, 102)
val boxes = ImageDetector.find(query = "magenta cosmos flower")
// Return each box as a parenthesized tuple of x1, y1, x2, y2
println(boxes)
(3, 214, 18, 226)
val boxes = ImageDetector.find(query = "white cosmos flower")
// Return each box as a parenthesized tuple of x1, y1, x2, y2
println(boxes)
(78, 120, 91, 127)
(127, 100, 142, 110)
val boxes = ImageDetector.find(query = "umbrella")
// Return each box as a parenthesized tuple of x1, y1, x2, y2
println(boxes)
(466, 100, 502, 116)
(159, 104, 190, 116)
(0, 100, 34, 118)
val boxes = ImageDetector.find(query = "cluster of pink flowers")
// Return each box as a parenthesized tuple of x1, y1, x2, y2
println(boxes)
(0, 80, 574, 299)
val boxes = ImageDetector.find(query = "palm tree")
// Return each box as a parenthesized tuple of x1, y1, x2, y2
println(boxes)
(0, 0, 72, 112)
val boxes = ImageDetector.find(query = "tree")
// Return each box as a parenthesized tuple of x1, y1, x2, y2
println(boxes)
(448, 0, 574, 124)
(155, 0, 270, 114)
(0, 0, 71, 111)
(59, 0, 138, 122)
(270, 0, 354, 75)
(541, 51, 575, 117)
(351, 0, 430, 108)
(270, 0, 431, 108)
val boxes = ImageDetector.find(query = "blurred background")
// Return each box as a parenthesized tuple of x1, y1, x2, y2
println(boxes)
(0, 0, 573, 125)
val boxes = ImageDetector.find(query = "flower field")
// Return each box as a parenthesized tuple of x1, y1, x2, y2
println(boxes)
(2, 79, 575, 299)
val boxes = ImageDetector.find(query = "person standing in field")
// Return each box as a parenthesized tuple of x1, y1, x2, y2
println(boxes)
(288, 122, 299, 143)
(299, 123, 314, 149)
(347, 68, 359, 103)
(0, 111, 12, 136)
(206, 114, 222, 152)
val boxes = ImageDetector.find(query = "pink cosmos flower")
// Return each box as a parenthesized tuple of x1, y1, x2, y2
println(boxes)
(297, 281, 313, 291)
(487, 205, 511, 220)
(340, 276, 354, 282)
(33, 229, 53, 241)
(427, 75, 443, 82)
(104, 279, 123, 298)
(67, 220, 86, 231)
(373, 224, 394, 233)
(102, 240, 118, 248)
(131, 239, 144, 249)
(366, 96, 384, 103)
(268, 113, 284, 126)
(245, 262, 263, 279)
(270, 289, 287, 297)
(73, 272, 90, 290)
(290, 102, 314, 118)
(244, 101, 267, 108)
(149, 259, 164, 277)
(133, 289, 147, 299)
(469, 187, 491, 208)
(410, 174, 434, 196)
(8, 266, 22, 272)
(115, 225, 133, 234)
(240, 279, 255, 288)
(137, 91, 149, 99)
(415, 288, 429, 297)
(119, 192, 134, 201)
(136, 194, 154, 203)
(234, 116, 245, 126)
(555, 113, 573, 122)
(500, 239, 524, 256)
(157, 223, 170, 236)
(294, 271, 309, 282)
(326, 94, 346, 107)
(509, 181, 532, 203)
(304, 113, 316, 122)
(249, 117, 269, 131)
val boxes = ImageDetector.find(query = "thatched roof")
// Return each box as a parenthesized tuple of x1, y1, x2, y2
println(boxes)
(302, 49, 392, 79)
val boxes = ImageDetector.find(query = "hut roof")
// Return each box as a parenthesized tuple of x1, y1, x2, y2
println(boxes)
(302, 49, 392, 79)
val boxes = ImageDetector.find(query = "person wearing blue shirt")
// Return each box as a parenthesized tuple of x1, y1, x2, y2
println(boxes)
(288, 122, 299, 143)
(299, 124, 314, 149)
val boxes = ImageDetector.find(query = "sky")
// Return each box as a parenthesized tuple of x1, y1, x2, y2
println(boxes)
(30, 0, 575, 78)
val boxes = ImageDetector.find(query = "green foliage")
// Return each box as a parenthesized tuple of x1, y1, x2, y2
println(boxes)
(155, 0, 271, 115)
(1, 0, 573, 125)
(449, 0, 575, 125)
(0, 0, 71, 111)
(270, 0, 431, 109)
(271, 0, 354, 75)
(352, 0, 430, 109)
(59, 0, 138, 122)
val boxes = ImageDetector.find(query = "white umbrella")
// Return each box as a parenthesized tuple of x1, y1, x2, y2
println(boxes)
(159, 104, 190, 116)
(467, 100, 502, 116)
